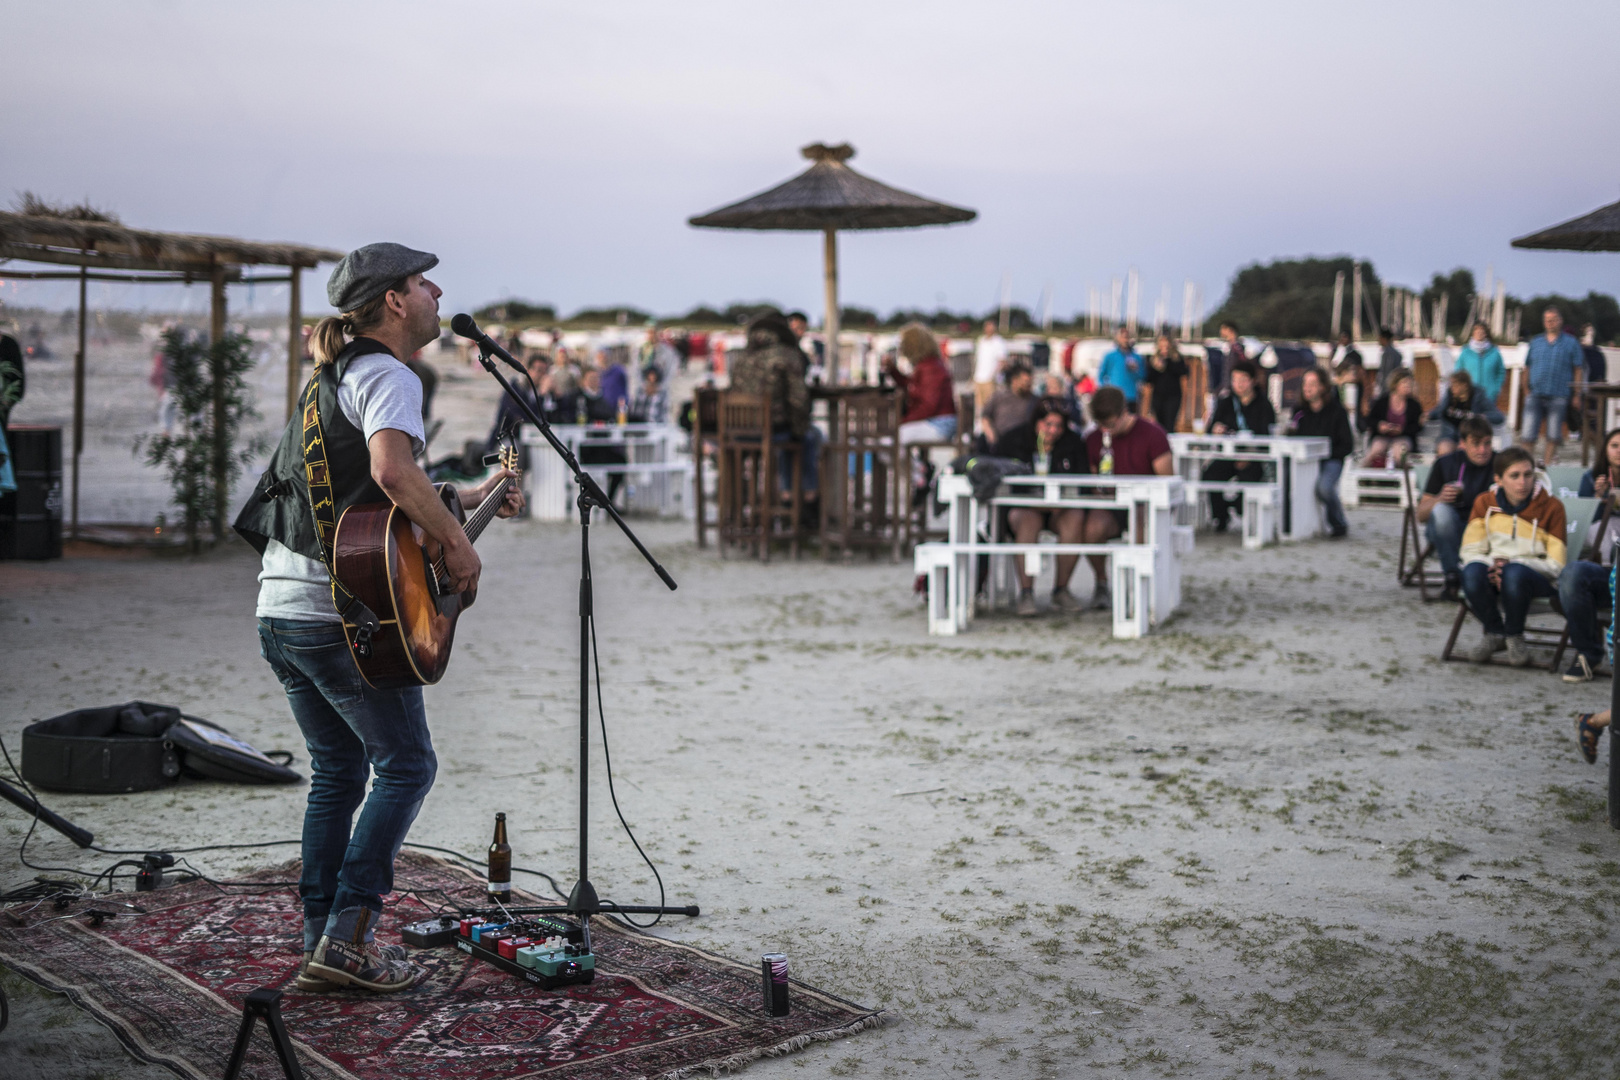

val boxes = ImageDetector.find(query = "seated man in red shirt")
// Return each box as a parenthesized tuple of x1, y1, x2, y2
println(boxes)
(1080, 386, 1175, 610)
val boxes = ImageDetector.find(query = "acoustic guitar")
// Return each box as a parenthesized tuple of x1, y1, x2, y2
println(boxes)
(332, 445, 519, 689)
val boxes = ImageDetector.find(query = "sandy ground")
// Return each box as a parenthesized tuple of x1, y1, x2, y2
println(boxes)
(3, 333, 1619, 1079)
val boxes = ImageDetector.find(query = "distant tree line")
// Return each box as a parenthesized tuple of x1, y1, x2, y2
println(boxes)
(1209, 257, 1620, 343)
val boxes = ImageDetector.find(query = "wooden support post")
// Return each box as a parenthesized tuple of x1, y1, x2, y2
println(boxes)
(210, 263, 228, 541)
(286, 265, 302, 422)
(71, 265, 87, 539)
(822, 229, 840, 384)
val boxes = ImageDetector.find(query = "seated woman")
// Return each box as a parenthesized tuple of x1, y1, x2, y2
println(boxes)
(885, 323, 957, 445)
(1361, 370, 1423, 467)
(1428, 369, 1505, 456)
(1578, 427, 1620, 499)
(993, 397, 1091, 617)
(1459, 446, 1567, 666)
(1288, 366, 1355, 538)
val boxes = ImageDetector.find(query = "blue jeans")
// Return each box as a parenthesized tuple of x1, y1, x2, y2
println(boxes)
(1424, 502, 1467, 576)
(1461, 561, 1555, 637)
(258, 618, 436, 947)
(1521, 393, 1569, 444)
(1316, 458, 1347, 534)
(775, 425, 823, 493)
(1557, 560, 1612, 663)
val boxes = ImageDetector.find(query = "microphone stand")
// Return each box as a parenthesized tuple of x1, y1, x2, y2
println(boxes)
(469, 346, 698, 947)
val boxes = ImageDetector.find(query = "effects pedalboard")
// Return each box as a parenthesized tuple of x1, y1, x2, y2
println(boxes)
(402, 914, 596, 989)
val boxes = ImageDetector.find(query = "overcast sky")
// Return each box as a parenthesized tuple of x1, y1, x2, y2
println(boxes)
(5, 0, 1619, 322)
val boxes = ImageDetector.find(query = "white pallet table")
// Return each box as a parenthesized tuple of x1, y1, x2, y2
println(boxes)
(1168, 433, 1330, 541)
(926, 473, 1190, 639)
(521, 423, 691, 521)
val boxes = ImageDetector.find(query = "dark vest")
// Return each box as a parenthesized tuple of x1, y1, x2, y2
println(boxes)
(232, 338, 395, 560)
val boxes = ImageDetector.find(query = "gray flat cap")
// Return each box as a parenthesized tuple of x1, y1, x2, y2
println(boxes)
(327, 242, 439, 311)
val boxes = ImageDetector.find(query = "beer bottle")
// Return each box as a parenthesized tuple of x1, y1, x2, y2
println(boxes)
(488, 813, 512, 903)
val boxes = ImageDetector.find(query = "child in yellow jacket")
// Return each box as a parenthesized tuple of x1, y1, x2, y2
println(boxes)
(1459, 446, 1567, 665)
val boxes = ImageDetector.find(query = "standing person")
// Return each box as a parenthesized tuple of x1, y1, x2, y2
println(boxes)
(597, 348, 629, 417)
(1458, 447, 1566, 665)
(1416, 416, 1497, 601)
(786, 311, 825, 382)
(973, 318, 1008, 414)
(630, 365, 669, 424)
(1143, 333, 1189, 433)
(1520, 305, 1586, 466)
(1080, 386, 1174, 609)
(1361, 371, 1424, 467)
(885, 323, 957, 444)
(1454, 321, 1505, 407)
(1201, 360, 1275, 533)
(487, 352, 548, 451)
(1428, 369, 1504, 456)
(1557, 427, 1620, 682)
(1214, 320, 1246, 393)
(1580, 323, 1607, 383)
(1097, 326, 1145, 411)
(1288, 366, 1354, 538)
(234, 244, 524, 993)
(993, 397, 1092, 616)
(1376, 327, 1404, 392)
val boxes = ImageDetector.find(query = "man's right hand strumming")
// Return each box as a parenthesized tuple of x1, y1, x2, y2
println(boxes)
(369, 428, 483, 594)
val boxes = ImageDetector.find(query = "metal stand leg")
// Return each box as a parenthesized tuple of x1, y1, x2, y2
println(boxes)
(223, 988, 304, 1080)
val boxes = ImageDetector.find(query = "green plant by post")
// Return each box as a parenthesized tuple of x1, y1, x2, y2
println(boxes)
(135, 328, 265, 553)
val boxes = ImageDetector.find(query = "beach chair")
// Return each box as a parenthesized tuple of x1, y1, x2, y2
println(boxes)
(1547, 465, 1587, 499)
(1396, 461, 1447, 598)
(1439, 496, 1595, 670)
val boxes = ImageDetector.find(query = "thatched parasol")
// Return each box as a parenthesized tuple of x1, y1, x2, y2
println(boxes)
(1511, 197, 1620, 252)
(688, 143, 975, 376)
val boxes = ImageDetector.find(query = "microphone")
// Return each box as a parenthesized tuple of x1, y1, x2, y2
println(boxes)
(450, 313, 527, 376)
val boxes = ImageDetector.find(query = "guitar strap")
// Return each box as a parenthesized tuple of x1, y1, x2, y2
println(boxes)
(299, 371, 383, 658)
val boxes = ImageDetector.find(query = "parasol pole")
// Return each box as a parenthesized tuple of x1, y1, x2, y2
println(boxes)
(823, 228, 840, 382)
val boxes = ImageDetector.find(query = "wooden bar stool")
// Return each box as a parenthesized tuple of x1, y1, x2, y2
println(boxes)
(821, 390, 905, 561)
(716, 389, 805, 561)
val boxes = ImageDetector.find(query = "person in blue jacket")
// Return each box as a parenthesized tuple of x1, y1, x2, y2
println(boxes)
(1454, 321, 1505, 406)
(1097, 326, 1144, 409)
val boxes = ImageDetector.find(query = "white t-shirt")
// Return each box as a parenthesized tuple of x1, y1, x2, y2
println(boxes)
(973, 334, 1008, 383)
(256, 354, 426, 622)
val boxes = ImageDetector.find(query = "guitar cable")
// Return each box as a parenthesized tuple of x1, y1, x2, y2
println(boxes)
(588, 610, 670, 929)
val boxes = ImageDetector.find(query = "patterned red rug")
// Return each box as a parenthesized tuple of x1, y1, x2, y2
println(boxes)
(0, 852, 885, 1079)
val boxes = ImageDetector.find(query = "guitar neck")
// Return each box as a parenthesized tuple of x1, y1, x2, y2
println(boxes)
(463, 475, 514, 546)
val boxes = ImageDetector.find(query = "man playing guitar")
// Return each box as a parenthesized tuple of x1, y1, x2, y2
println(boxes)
(235, 243, 523, 992)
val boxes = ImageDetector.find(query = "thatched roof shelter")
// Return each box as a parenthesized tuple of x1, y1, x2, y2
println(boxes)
(1511, 198, 1620, 252)
(688, 144, 975, 378)
(0, 198, 342, 537)
(0, 209, 342, 275)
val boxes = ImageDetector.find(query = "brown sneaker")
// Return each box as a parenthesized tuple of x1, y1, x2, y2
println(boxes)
(295, 944, 408, 992)
(306, 936, 419, 992)
(1051, 589, 1083, 614)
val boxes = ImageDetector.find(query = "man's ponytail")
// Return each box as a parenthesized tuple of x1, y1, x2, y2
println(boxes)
(310, 316, 349, 367)
(309, 278, 405, 367)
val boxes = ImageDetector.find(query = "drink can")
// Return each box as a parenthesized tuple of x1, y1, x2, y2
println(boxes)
(761, 952, 790, 1017)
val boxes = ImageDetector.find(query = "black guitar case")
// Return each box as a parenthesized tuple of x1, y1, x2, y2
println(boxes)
(20, 701, 300, 794)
